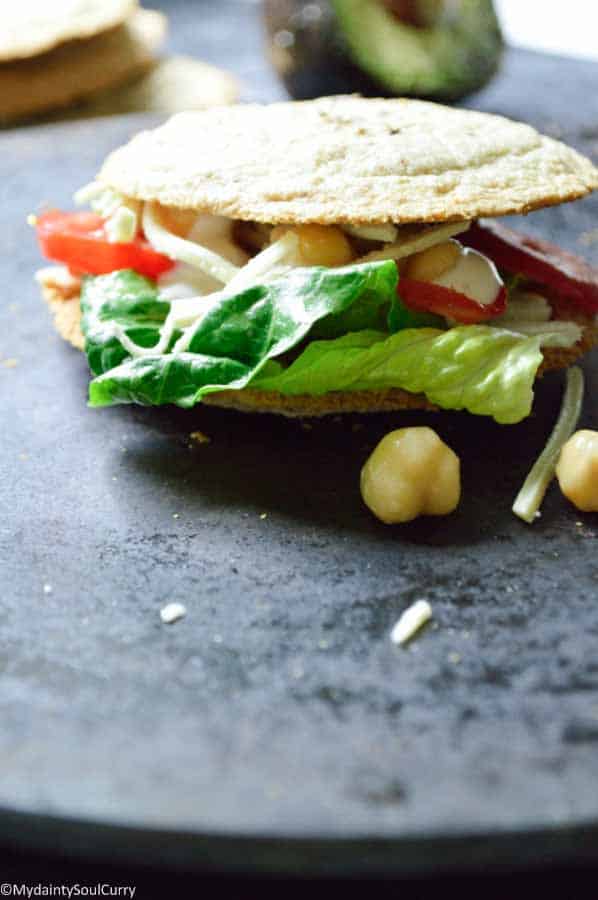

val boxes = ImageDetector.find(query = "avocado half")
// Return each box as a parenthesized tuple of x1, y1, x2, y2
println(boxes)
(264, 0, 503, 102)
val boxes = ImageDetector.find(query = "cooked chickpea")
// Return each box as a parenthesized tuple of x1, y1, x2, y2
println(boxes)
(155, 203, 197, 238)
(404, 240, 461, 282)
(271, 224, 354, 267)
(555, 430, 598, 513)
(360, 427, 461, 524)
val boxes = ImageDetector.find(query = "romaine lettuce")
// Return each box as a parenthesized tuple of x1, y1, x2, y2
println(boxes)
(251, 326, 548, 424)
(81, 265, 555, 424)
(84, 261, 398, 407)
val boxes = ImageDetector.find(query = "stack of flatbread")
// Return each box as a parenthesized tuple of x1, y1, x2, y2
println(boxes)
(0, 1, 239, 124)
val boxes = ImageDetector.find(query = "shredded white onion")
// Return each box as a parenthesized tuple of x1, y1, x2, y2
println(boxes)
(344, 223, 398, 243)
(225, 231, 300, 294)
(118, 231, 302, 359)
(105, 206, 137, 244)
(513, 367, 584, 524)
(188, 214, 249, 267)
(497, 321, 582, 346)
(170, 232, 301, 354)
(142, 203, 240, 285)
(157, 263, 223, 301)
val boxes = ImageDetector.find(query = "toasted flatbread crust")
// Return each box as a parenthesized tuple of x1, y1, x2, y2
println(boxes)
(38, 269, 598, 418)
(0, 10, 165, 122)
(0, 0, 137, 62)
(98, 96, 598, 225)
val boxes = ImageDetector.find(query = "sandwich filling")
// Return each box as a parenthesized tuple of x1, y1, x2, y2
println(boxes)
(34, 185, 598, 424)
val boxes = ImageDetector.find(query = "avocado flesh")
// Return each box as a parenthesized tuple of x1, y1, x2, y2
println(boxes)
(331, 0, 503, 100)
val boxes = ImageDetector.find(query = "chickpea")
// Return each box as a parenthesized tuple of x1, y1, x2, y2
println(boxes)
(360, 427, 461, 524)
(155, 203, 197, 238)
(404, 240, 461, 282)
(271, 224, 354, 267)
(555, 430, 598, 513)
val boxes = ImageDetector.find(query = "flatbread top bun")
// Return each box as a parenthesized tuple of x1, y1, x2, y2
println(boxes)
(99, 96, 598, 226)
(0, 0, 137, 62)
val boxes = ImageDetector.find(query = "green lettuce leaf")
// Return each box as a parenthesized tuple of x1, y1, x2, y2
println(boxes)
(85, 260, 398, 407)
(250, 326, 547, 425)
(81, 270, 171, 376)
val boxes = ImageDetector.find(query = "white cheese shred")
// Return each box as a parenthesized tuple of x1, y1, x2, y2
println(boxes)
(143, 203, 239, 285)
(497, 321, 582, 347)
(105, 206, 137, 244)
(390, 600, 433, 646)
(344, 223, 398, 243)
(160, 602, 187, 624)
(354, 221, 471, 264)
(512, 366, 585, 524)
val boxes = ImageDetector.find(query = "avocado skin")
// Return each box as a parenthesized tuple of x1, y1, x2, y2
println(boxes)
(264, 0, 503, 102)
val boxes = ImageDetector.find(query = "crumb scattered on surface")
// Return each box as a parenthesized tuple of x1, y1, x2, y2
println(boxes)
(448, 652, 462, 665)
(160, 602, 187, 624)
(173, 513, 180, 519)
(259, 512, 268, 520)
(189, 429, 211, 444)
(391, 599, 433, 646)
(578, 227, 598, 247)
(1, 358, 18, 368)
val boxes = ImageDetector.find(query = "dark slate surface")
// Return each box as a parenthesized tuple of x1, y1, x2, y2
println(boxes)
(1, 0, 598, 876)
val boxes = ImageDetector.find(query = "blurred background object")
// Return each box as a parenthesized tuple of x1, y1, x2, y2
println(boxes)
(263, 0, 503, 102)
(77, 56, 239, 116)
(0, 2, 165, 123)
(495, 0, 598, 62)
(0, 1, 240, 126)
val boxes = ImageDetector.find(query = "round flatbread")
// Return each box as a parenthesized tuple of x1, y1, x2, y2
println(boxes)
(0, 0, 137, 62)
(99, 96, 598, 226)
(0, 10, 166, 123)
(37, 268, 598, 418)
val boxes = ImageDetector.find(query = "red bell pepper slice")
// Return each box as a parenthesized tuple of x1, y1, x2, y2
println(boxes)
(36, 210, 175, 280)
(398, 277, 507, 324)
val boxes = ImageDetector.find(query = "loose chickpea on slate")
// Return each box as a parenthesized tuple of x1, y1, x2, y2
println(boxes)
(360, 427, 461, 524)
(556, 430, 598, 513)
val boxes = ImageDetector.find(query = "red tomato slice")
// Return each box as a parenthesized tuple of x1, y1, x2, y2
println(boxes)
(461, 220, 598, 314)
(398, 278, 507, 324)
(36, 210, 175, 279)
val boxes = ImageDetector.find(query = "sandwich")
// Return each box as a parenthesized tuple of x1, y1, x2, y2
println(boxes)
(35, 96, 598, 424)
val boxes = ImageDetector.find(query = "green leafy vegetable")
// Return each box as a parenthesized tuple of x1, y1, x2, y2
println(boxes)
(81, 270, 171, 376)
(250, 326, 549, 424)
(84, 260, 398, 407)
(389, 293, 446, 331)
